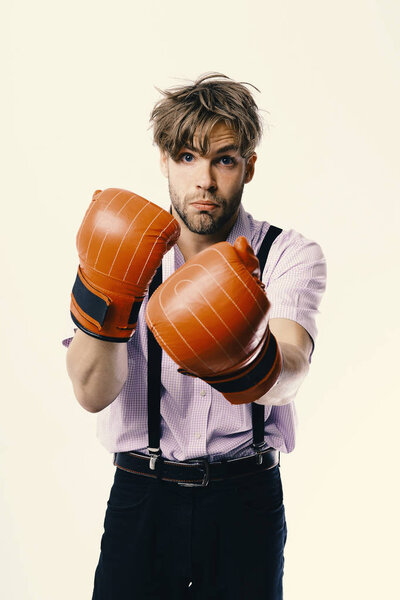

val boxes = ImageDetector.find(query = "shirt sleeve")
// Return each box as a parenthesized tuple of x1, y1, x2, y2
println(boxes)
(62, 327, 77, 348)
(262, 228, 327, 361)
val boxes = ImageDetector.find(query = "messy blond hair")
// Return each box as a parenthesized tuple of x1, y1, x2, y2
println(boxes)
(150, 73, 263, 159)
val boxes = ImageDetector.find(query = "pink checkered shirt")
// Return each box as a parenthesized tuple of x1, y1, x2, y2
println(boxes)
(63, 204, 326, 461)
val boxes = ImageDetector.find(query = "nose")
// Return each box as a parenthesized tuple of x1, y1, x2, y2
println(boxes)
(195, 160, 217, 193)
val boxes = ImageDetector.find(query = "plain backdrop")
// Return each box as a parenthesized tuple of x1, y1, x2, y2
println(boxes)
(1, 1, 399, 598)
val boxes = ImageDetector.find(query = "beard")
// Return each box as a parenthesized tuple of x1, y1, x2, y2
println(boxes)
(168, 181, 245, 235)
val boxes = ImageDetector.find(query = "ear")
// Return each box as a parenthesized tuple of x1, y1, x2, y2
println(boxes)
(244, 153, 257, 184)
(160, 151, 169, 178)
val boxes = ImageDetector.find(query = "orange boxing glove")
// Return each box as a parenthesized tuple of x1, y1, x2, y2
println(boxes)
(145, 236, 282, 404)
(70, 188, 180, 342)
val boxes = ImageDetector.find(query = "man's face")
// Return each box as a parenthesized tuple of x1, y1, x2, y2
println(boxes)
(160, 122, 257, 235)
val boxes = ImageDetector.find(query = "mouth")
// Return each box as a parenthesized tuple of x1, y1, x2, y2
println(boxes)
(190, 201, 219, 211)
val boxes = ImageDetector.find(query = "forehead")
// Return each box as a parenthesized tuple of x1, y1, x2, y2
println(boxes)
(185, 122, 239, 155)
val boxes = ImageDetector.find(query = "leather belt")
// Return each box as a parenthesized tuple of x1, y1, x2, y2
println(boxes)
(114, 448, 280, 488)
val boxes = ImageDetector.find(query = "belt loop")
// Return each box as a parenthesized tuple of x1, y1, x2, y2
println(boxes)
(154, 455, 164, 480)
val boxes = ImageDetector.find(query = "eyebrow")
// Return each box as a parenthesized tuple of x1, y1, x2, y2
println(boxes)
(182, 143, 240, 155)
(214, 144, 240, 155)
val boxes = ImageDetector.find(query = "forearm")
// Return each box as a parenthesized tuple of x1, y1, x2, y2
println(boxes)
(254, 341, 310, 407)
(66, 329, 128, 413)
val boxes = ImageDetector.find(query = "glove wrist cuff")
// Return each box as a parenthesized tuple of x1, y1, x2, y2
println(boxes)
(70, 266, 142, 341)
(179, 330, 282, 404)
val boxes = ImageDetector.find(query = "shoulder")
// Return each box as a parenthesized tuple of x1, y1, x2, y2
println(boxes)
(263, 227, 327, 352)
(242, 208, 327, 357)
(242, 207, 326, 279)
(266, 228, 326, 278)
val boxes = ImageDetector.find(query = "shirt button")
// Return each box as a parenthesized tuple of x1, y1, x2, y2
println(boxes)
(200, 390, 206, 397)
(195, 433, 201, 439)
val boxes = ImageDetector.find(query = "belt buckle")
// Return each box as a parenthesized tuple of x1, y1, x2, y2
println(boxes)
(177, 459, 210, 487)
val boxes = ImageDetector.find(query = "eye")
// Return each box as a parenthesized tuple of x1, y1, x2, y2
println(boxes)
(219, 156, 236, 166)
(180, 152, 194, 163)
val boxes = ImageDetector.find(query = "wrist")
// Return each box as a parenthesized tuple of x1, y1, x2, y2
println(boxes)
(202, 329, 282, 405)
(270, 343, 284, 390)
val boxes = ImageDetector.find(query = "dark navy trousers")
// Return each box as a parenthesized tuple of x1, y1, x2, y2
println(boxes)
(92, 463, 287, 599)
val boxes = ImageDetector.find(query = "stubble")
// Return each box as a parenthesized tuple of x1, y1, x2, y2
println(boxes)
(168, 182, 245, 235)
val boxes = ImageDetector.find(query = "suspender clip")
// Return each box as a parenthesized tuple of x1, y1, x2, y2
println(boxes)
(148, 447, 162, 471)
(252, 442, 267, 465)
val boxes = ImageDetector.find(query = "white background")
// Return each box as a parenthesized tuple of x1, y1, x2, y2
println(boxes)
(1, 1, 399, 598)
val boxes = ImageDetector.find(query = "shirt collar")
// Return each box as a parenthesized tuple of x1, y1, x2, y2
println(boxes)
(225, 203, 252, 246)
(165, 203, 253, 278)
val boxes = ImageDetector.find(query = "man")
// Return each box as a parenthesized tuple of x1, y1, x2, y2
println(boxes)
(64, 73, 326, 599)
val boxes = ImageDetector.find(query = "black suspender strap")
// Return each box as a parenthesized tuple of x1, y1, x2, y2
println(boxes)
(147, 264, 163, 471)
(146, 225, 283, 469)
(256, 226, 283, 276)
(252, 226, 283, 462)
